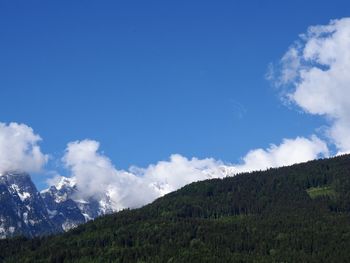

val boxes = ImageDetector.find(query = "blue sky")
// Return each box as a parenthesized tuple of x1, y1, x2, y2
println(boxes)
(1, 0, 350, 190)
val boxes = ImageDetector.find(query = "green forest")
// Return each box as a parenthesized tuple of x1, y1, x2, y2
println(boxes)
(2, 154, 350, 262)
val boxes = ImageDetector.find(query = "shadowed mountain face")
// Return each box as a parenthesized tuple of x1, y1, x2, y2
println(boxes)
(0, 172, 58, 238)
(2, 154, 350, 262)
(40, 180, 86, 232)
(0, 173, 115, 239)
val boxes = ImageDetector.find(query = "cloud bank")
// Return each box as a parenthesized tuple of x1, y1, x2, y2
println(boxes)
(62, 140, 228, 209)
(0, 122, 48, 174)
(62, 137, 328, 210)
(273, 17, 350, 153)
(0, 122, 327, 210)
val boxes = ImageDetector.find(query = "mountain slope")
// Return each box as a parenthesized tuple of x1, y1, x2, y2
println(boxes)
(2, 154, 350, 262)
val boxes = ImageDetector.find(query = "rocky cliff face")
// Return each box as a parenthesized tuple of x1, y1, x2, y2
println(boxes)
(0, 173, 115, 238)
(0, 172, 59, 238)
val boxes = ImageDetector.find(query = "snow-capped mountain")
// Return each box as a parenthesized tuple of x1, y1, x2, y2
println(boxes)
(0, 172, 115, 239)
(40, 177, 86, 231)
(41, 176, 114, 231)
(0, 172, 59, 238)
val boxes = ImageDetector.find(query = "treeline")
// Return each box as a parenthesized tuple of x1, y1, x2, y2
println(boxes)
(1, 155, 350, 262)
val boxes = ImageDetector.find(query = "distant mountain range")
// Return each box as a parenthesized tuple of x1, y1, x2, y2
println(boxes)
(0, 165, 237, 239)
(2, 154, 350, 262)
(0, 173, 114, 238)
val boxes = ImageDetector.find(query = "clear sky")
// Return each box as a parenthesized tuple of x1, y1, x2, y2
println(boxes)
(1, 0, 350, 190)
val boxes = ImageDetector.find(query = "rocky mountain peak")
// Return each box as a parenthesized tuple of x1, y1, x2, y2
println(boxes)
(0, 173, 116, 238)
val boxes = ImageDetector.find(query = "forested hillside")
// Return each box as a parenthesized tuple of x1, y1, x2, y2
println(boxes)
(2, 154, 350, 262)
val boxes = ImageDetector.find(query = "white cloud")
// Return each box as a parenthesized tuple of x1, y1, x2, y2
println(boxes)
(130, 154, 227, 196)
(273, 17, 350, 153)
(61, 136, 328, 210)
(62, 140, 153, 210)
(0, 122, 48, 174)
(62, 140, 227, 210)
(232, 135, 329, 173)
